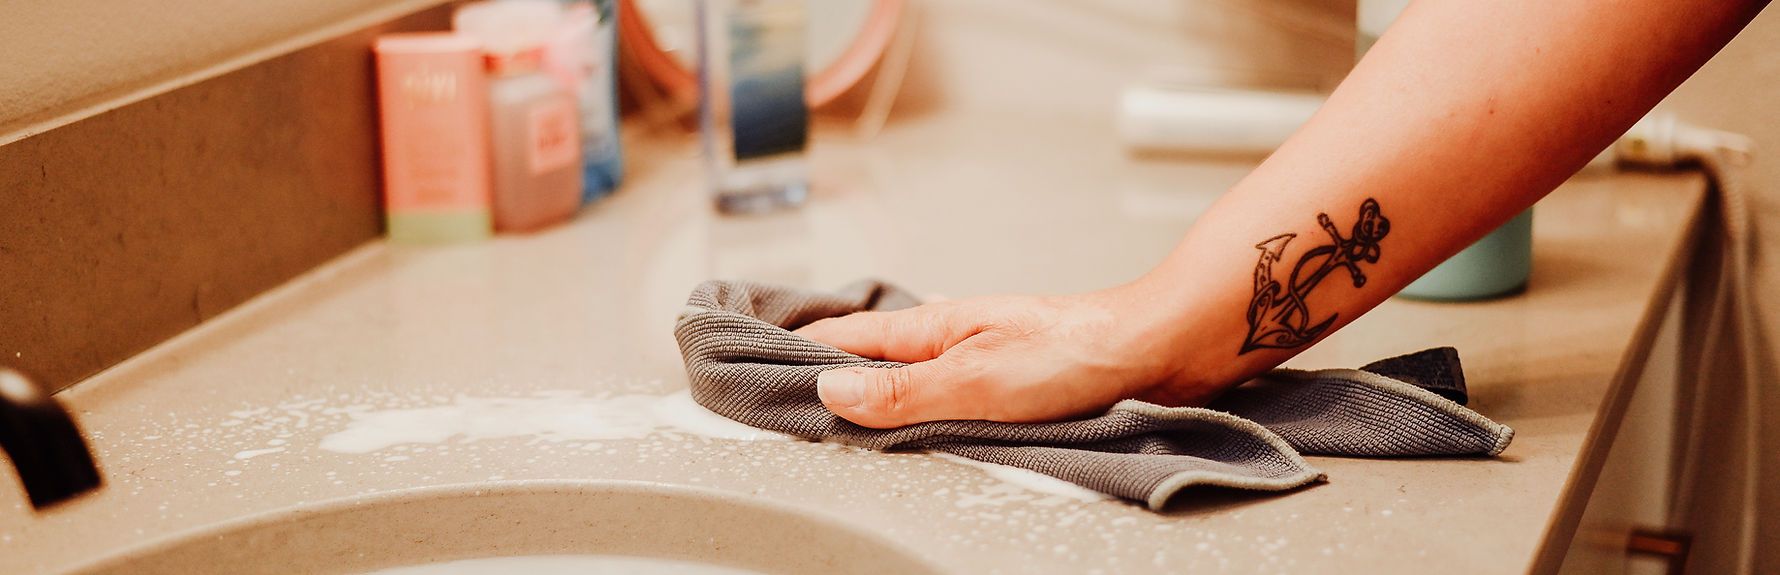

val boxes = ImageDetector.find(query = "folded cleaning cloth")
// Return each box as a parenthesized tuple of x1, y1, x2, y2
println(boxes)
(673, 280, 1515, 510)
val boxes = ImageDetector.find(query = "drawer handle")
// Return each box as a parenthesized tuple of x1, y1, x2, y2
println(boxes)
(1626, 527, 1692, 575)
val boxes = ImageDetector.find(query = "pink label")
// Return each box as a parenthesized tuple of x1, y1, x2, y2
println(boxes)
(528, 99, 580, 175)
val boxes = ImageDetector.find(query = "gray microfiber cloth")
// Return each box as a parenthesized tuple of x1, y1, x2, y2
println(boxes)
(674, 280, 1514, 510)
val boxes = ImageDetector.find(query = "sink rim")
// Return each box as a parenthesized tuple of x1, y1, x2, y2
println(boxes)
(65, 479, 946, 575)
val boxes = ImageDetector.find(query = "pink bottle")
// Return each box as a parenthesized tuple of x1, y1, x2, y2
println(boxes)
(455, 0, 584, 233)
(373, 33, 495, 243)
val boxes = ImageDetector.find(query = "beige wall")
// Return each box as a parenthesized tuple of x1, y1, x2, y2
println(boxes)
(897, 0, 1356, 117)
(0, 0, 446, 145)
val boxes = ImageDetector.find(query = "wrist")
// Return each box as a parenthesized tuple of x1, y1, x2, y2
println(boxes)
(1099, 274, 1246, 406)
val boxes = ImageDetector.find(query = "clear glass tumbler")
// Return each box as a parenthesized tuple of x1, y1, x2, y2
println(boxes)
(697, 0, 810, 214)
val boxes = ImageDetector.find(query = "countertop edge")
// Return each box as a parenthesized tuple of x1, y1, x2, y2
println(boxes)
(1525, 172, 1711, 574)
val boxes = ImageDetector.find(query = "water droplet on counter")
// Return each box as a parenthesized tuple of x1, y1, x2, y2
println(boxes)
(233, 447, 286, 460)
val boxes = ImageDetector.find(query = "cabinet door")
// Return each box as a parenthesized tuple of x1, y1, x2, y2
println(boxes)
(1554, 287, 1686, 575)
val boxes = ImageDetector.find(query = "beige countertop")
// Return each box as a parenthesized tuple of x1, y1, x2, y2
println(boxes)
(3, 111, 1705, 574)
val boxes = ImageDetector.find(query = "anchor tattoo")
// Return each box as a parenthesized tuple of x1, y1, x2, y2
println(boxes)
(1240, 198, 1391, 354)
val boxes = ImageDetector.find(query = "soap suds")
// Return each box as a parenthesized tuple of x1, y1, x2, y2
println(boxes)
(233, 447, 286, 460)
(933, 453, 1110, 504)
(319, 390, 789, 454)
(362, 554, 766, 575)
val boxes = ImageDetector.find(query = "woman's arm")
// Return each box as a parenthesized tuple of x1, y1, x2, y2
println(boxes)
(797, 0, 1769, 428)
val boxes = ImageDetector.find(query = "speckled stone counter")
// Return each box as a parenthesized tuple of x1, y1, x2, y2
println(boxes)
(1, 111, 1705, 574)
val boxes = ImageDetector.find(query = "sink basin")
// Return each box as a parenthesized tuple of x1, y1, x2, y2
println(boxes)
(70, 481, 942, 575)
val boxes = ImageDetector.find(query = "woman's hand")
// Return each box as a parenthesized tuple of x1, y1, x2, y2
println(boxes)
(794, 285, 1226, 428)
(800, 0, 1767, 431)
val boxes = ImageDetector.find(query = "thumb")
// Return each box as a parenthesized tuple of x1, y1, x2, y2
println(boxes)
(816, 359, 985, 429)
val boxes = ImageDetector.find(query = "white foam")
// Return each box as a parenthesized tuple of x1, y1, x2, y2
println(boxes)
(318, 390, 789, 454)
(648, 391, 795, 441)
(933, 453, 1110, 505)
(361, 554, 766, 575)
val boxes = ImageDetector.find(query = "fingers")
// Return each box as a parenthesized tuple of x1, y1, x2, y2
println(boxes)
(794, 304, 979, 363)
(816, 357, 987, 428)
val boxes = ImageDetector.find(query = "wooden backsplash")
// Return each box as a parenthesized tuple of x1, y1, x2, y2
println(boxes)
(0, 6, 454, 392)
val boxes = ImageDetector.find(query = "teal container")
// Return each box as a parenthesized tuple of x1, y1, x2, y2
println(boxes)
(1398, 209, 1534, 301)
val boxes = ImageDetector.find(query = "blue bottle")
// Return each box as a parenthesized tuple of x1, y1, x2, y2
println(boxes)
(553, 0, 624, 204)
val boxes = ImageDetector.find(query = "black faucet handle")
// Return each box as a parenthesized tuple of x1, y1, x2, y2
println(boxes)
(0, 367, 103, 509)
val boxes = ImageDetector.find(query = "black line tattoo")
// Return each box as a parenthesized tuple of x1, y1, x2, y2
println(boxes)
(1240, 198, 1391, 354)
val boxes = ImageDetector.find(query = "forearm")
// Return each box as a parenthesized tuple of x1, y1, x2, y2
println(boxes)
(797, 0, 1768, 427)
(1131, 0, 1767, 399)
